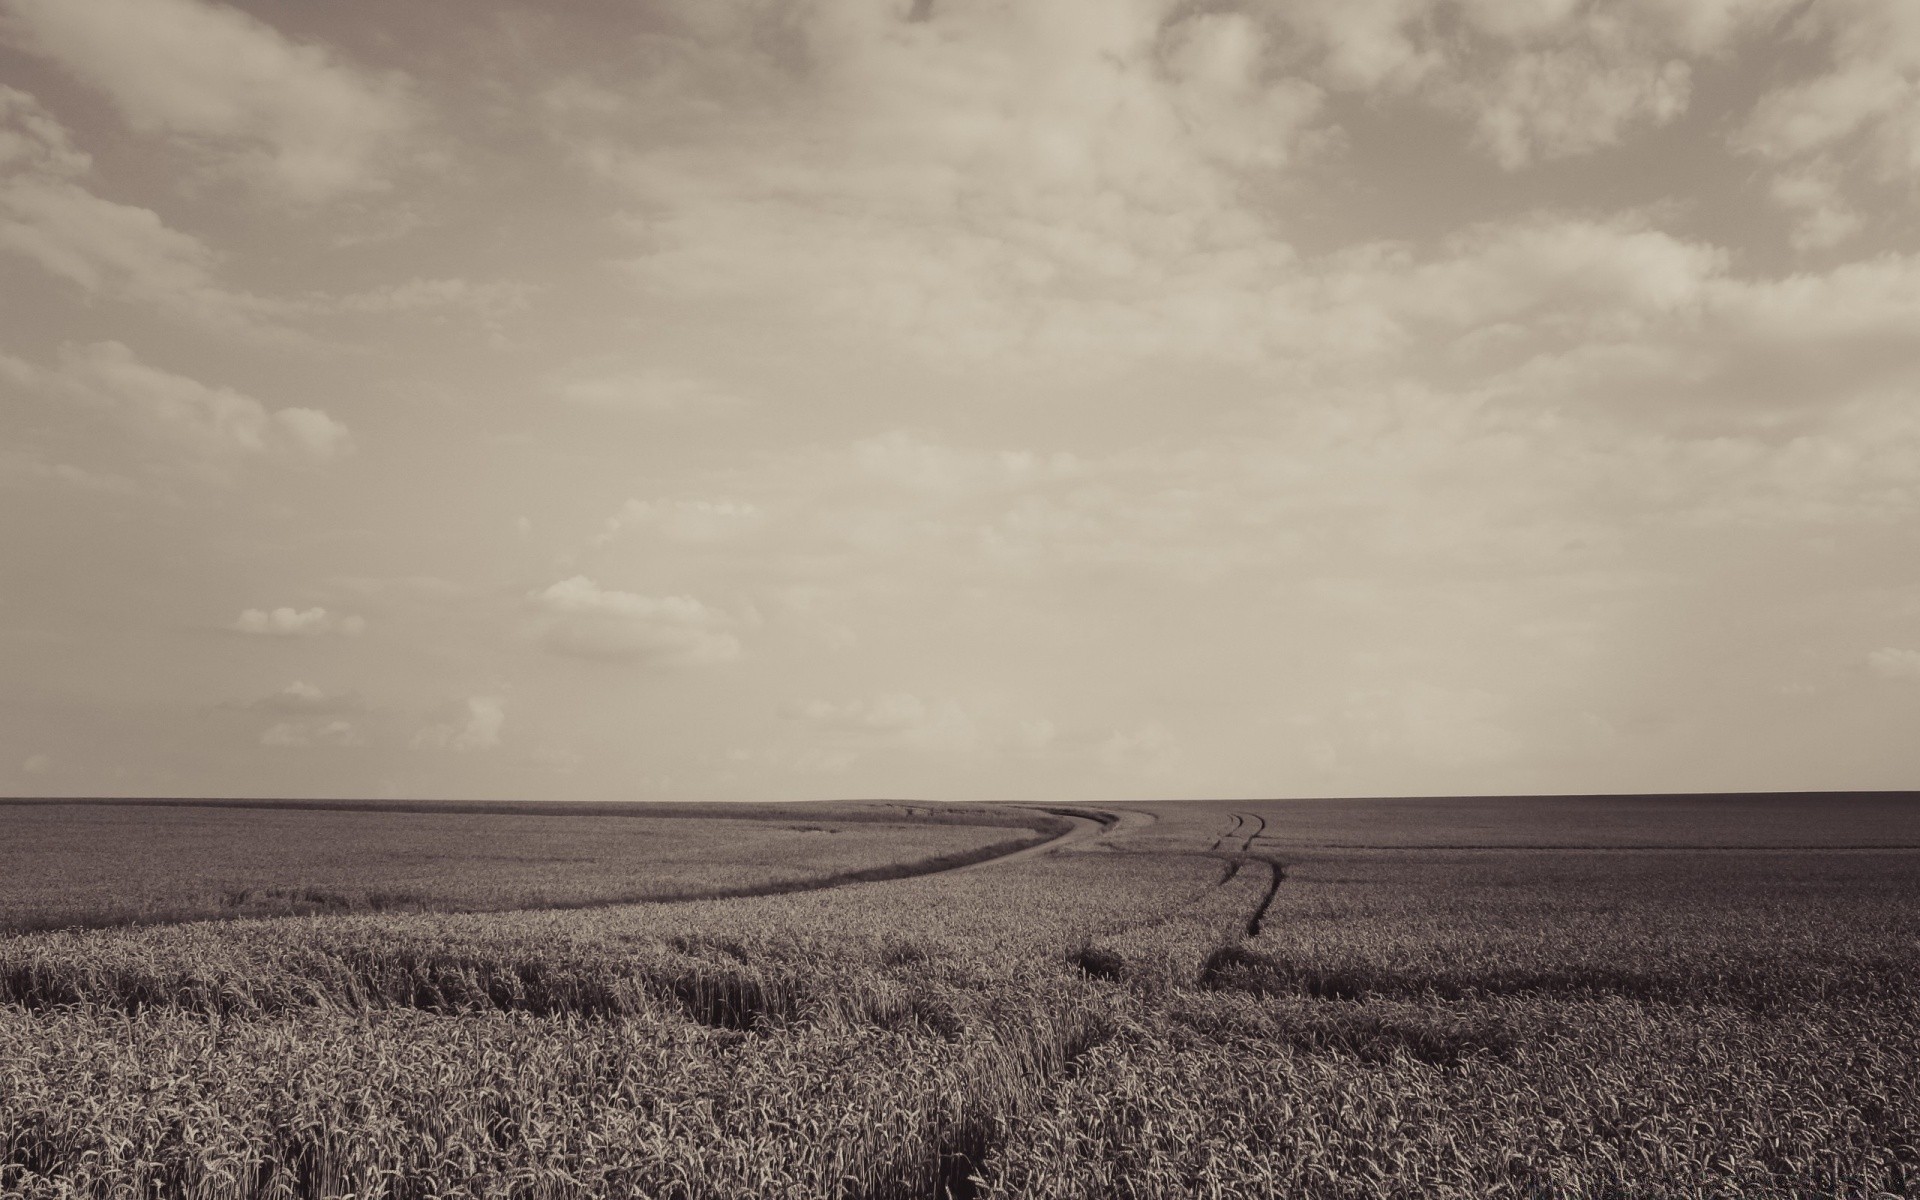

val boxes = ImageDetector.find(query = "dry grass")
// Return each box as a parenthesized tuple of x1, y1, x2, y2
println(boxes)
(0, 801, 1057, 932)
(2, 795, 1917, 1197)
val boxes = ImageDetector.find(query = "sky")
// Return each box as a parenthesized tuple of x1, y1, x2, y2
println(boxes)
(2, 0, 1918, 803)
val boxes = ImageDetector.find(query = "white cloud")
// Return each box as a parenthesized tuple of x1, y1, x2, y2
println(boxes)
(1868, 647, 1920, 680)
(411, 695, 506, 752)
(1461, 48, 1691, 169)
(1734, 0, 1920, 243)
(234, 607, 366, 638)
(529, 576, 740, 663)
(1, 0, 414, 202)
(15, 341, 352, 469)
(563, 0, 1328, 365)
(1769, 165, 1865, 251)
(0, 90, 285, 333)
(0, 84, 87, 175)
(1273, 0, 1437, 92)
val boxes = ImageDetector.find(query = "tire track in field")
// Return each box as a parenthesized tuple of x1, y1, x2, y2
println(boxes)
(1238, 812, 1265, 853)
(1084, 813, 1255, 941)
(1244, 858, 1286, 937)
(1209, 813, 1244, 853)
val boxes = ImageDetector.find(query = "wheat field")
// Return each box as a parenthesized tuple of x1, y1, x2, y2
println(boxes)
(3, 795, 1917, 1198)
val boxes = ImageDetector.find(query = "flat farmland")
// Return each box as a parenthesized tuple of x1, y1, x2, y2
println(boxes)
(0, 800, 1058, 932)
(3, 794, 1918, 1198)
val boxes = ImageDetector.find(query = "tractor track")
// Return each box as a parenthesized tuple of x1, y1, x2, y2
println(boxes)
(1083, 813, 1271, 940)
(1238, 812, 1265, 852)
(1244, 857, 1286, 937)
(1209, 813, 1244, 852)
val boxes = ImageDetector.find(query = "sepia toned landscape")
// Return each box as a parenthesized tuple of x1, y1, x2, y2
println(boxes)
(4, 793, 1916, 1197)
(9, 0, 1920, 1194)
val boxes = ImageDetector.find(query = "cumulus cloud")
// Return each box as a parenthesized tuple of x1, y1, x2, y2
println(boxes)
(530, 576, 740, 663)
(1868, 647, 1920, 680)
(12, 342, 352, 470)
(411, 695, 506, 751)
(1, 0, 415, 202)
(234, 607, 366, 637)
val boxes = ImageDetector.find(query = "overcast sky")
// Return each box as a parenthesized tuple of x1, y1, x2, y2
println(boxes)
(3, 0, 1918, 802)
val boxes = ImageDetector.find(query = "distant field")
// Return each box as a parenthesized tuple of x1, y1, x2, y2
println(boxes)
(3, 792, 1916, 1198)
(0, 800, 1056, 932)
(1149, 790, 1920, 847)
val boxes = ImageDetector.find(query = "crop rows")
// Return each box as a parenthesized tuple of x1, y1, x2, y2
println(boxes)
(4, 803, 1918, 1197)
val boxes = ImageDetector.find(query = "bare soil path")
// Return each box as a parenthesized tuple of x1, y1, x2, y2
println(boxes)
(939, 806, 1154, 876)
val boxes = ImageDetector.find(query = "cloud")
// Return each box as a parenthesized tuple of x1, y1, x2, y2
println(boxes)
(1, 0, 415, 202)
(13, 341, 352, 470)
(1868, 647, 1920, 680)
(1769, 165, 1865, 251)
(0, 84, 87, 174)
(238, 680, 367, 715)
(234, 607, 366, 638)
(1735, 0, 1920, 167)
(1733, 0, 1920, 243)
(560, 0, 1329, 364)
(411, 695, 506, 751)
(0, 88, 286, 333)
(1280, 0, 1779, 166)
(261, 718, 365, 748)
(529, 576, 740, 663)
(1460, 48, 1691, 169)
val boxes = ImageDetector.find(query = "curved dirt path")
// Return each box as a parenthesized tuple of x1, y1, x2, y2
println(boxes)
(939, 806, 1152, 876)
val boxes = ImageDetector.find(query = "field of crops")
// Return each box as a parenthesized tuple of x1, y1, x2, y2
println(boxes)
(0, 800, 1055, 932)
(3, 794, 1918, 1197)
